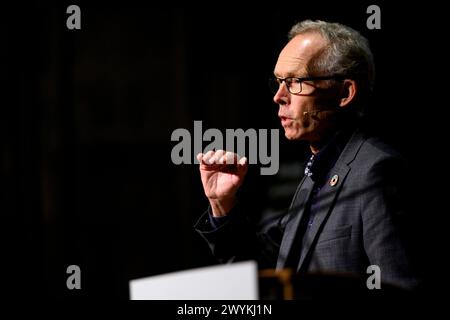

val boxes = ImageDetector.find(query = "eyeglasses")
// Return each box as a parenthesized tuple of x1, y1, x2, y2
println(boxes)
(268, 75, 343, 94)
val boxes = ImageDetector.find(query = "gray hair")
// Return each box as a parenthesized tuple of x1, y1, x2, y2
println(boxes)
(289, 20, 375, 107)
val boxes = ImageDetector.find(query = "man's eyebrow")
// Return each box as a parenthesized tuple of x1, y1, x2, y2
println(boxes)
(273, 71, 304, 78)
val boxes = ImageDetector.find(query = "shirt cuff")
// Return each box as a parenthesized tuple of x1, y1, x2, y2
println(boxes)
(208, 209, 231, 229)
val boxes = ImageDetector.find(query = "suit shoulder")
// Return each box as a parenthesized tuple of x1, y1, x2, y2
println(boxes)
(363, 136, 402, 157)
(357, 133, 405, 164)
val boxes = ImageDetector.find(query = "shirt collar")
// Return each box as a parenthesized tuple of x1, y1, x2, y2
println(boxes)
(305, 128, 354, 182)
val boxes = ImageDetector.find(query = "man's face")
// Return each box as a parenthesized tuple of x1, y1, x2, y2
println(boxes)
(273, 33, 339, 142)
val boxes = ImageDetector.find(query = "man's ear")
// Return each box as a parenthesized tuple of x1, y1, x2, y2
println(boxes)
(339, 79, 357, 107)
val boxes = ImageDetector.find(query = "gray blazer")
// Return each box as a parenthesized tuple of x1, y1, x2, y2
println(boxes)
(195, 128, 418, 290)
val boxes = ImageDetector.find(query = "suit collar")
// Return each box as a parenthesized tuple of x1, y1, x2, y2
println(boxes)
(339, 126, 367, 166)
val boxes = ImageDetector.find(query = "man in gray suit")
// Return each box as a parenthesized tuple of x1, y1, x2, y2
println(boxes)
(195, 20, 418, 291)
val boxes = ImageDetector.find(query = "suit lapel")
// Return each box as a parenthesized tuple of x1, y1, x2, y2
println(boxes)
(276, 176, 314, 270)
(296, 128, 366, 271)
(297, 163, 350, 270)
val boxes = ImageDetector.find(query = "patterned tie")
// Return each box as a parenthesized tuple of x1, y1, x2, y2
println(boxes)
(304, 154, 315, 177)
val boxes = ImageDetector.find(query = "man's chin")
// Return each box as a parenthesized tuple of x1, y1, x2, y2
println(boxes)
(284, 130, 302, 141)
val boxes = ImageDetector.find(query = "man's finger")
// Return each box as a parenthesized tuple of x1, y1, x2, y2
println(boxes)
(238, 156, 248, 166)
(237, 156, 248, 175)
(202, 150, 215, 164)
(224, 151, 238, 165)
(209, 150, 225, 164)
(218, 154, 227, 164)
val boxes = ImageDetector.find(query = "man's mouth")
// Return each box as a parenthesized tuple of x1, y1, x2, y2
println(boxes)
(279, 116, 292, 126)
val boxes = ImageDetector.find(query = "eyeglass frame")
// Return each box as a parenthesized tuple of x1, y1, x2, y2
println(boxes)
(269, 75, 345, 95)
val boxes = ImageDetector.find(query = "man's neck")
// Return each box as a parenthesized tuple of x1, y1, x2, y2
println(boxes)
(309, 131, 336, 154)
(309, 116, 359, 154)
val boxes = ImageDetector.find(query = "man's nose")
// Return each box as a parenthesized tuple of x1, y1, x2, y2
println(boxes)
(273, 82, 289, 105)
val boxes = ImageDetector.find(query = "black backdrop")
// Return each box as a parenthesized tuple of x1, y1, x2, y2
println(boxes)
(1, 2, 446, 300)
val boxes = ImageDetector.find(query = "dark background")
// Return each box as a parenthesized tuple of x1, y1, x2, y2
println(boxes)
(1, 2, 446, 299)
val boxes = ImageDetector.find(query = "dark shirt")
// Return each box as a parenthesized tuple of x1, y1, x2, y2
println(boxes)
(305, 129, 353, 225)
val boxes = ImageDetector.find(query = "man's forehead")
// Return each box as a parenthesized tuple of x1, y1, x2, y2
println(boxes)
(284, 33, 327, 56)
(274, 55, 308, 77)
(274, 33, 326, 76)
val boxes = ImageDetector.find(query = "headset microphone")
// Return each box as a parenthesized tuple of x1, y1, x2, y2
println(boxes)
(303, 110, 338, 116)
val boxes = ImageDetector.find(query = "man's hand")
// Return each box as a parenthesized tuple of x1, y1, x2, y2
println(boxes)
(197, 150, 248, 217)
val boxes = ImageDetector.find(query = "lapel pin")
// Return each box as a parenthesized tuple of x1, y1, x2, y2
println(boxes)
(330, 174, 339, 187)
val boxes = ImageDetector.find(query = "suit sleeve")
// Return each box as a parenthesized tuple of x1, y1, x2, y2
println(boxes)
(360, 156, 420, 289)
(194, 204, 283, 269)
